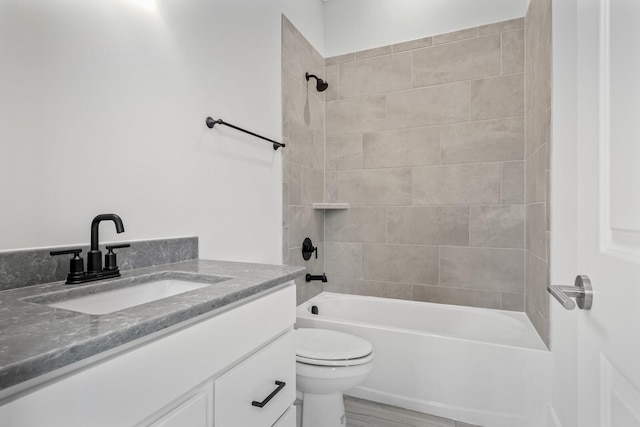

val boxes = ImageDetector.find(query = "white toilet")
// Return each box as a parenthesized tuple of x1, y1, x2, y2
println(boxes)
(295, 328, 374, 427)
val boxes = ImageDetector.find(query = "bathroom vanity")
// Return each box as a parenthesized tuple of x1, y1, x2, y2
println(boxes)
(0, 260, 303, 427)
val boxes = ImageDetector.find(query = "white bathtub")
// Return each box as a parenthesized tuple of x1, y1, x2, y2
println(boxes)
(296, 292, 551, 427)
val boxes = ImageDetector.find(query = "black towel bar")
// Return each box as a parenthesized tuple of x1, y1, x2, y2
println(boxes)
(206, 117, 285, 151)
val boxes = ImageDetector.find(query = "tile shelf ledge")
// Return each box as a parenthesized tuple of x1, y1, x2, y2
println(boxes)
(312, 203, 350, 210)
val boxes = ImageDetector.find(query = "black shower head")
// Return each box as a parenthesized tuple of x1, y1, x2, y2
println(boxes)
(315, 79, 329, 92)
(305, 72, 329, 92)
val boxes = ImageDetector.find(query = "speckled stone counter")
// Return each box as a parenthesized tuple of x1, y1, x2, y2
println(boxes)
(0, 259, 304, 395)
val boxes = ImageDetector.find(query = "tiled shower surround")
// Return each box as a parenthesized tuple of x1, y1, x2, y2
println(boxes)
(323, 19, 527, 311)
(524, 0, 552, 345)
(282, 17, 326, 305)
(283, 14, 552, 343)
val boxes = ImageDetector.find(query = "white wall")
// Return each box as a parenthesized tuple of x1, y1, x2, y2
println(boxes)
(282, 0, 325, 55)
(0, 0, 285, 263)
(549, 0, 579, 425)
(323, 0, 529, 57)
(0, 0, 536, 265)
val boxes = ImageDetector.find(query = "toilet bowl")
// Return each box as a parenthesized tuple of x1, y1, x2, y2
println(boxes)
(295, 328, 374, 427)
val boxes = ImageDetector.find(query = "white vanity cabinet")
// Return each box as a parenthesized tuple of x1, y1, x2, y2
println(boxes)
(214, 330, 295, 426)
(273, 406, 297, 427)
(0, 284, 296, 427)
(147, 381, 213, 427)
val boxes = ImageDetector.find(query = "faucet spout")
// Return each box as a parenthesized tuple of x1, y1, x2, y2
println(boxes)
(88, 214, 125, 272)
(90, 214, 125, 251)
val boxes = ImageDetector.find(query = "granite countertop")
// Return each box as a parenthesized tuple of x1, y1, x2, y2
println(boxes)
(0, 259, 304, 395)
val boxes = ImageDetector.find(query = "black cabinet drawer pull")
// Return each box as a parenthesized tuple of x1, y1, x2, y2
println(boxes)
(251, 381, 286, 408)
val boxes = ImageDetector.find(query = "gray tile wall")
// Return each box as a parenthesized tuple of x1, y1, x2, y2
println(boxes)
(323, 19, 527, 311)
(524, 0, 552, 346)
(282, 17, 325, 304)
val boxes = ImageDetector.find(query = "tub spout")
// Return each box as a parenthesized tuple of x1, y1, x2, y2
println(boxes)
(306, 273, 327, 283)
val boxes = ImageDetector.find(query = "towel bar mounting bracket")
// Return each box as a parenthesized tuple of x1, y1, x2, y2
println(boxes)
(548, 275, 593, 310)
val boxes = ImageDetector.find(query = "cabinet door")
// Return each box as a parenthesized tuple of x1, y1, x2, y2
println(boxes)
(149, 392, 209, 427)
(215, 331, 295, 427)
(136, 379, 213, 427)
(272, 406, 296, 427)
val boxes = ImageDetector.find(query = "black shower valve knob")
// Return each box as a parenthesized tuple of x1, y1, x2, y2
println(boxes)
(302, 237, 318, 261)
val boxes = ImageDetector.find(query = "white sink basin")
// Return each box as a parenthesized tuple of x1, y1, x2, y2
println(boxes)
(47, 279, 212, 315)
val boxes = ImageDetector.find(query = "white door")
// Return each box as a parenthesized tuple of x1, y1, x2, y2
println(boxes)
(575, 0, 640, 425)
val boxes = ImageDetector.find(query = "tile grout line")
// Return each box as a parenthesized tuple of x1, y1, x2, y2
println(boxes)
(438, 246, 441, 287)
(323, 240, 525, 252)
(468, 205, 471, 249)
(324, 71, 524, 104)
(500, 31, 504, 75)
(326, 18, 523, 63)
(468, 81, 471, 122)
(500, 161, 504, 205)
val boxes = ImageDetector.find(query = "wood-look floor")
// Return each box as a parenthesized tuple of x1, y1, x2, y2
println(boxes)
(344, 396, 481, 427)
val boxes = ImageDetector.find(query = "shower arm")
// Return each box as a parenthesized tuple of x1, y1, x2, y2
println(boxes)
(305, 72, 329, 92)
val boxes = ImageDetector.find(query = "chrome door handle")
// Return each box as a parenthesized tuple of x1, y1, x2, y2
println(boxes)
(548, 275, 593, 310)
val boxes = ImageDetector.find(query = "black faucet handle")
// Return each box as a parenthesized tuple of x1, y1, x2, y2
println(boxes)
(50, 248, 82, 256)
(104, 244, 130, 271)
(50, 248, 85, 275)
(105, 243, 131, 251)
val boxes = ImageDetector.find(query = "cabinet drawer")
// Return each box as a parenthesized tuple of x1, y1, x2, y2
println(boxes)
(215, 331, 295, 427)
(148, 392, 208, 427)
(273, 406, 296, 427)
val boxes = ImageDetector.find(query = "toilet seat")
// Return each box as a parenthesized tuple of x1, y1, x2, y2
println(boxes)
(295, 328, 373, 367)
(296, 352, 374, 367)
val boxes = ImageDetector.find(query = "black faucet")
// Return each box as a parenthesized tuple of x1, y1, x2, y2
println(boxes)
(51, 214, 130, 284)
(87, 214, 125, 273)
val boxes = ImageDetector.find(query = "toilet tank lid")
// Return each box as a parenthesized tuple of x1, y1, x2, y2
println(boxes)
(295, 328, 373, 361)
